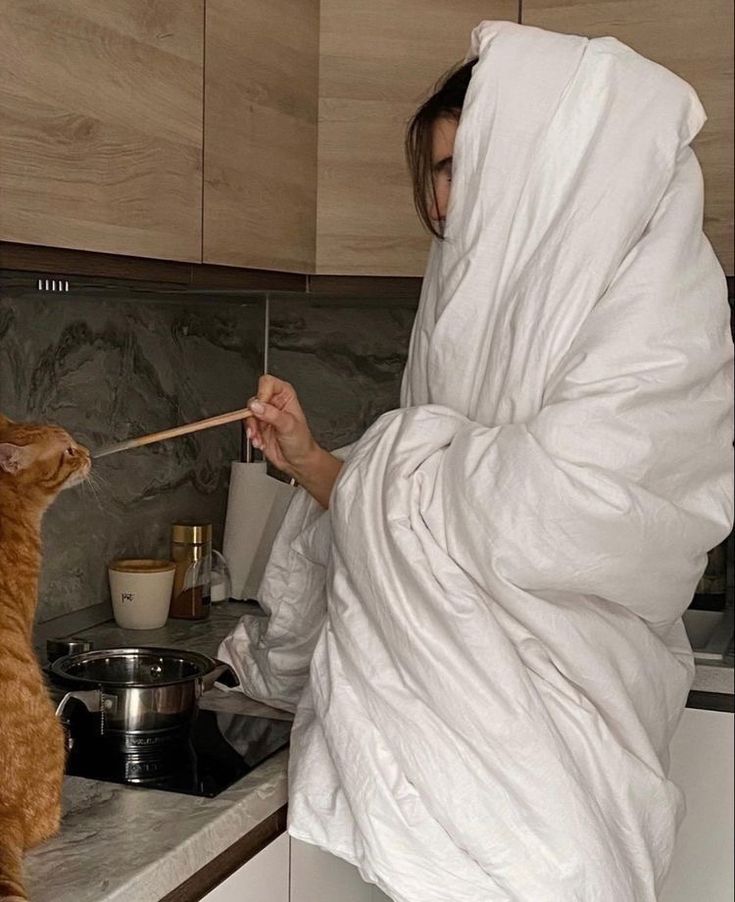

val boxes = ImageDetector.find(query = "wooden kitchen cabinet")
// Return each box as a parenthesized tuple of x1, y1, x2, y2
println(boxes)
(315, 0, 520, 276)
(0, 0, 204, 262)
(4, 1, 730, 279)
(201, 831, 290, 902)
(203, 0, 319, 272)
(522, 0, 734, 275)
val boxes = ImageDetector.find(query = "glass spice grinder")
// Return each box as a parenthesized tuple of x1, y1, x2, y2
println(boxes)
(169, 522, 212, 620)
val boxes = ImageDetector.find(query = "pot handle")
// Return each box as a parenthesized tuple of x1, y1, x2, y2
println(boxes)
(201, 660, 239, 692)
(55, 688, 101, 719)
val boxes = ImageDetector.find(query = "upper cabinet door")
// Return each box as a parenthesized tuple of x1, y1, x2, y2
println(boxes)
(0, 1, 204, 262)
(316, 1, 520, 277)
(203, 0, 319, 273)
(522, 0, 734, 275)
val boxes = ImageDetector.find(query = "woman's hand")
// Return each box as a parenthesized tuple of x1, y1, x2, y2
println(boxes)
(246, 375, 342, 509)
(246, 375, 315, 476)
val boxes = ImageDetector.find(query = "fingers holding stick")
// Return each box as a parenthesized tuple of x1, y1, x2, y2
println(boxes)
(245, 378, 317, 479)
(246, 396, 294, 450)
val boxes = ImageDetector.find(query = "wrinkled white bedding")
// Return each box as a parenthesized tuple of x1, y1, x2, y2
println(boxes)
(219, 21, 733, 901)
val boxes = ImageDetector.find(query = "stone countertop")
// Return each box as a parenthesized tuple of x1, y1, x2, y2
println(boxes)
(25, 602, 291, 902)
(691, 661, 734, 695)
(41, 600, 255, 667)
(26, 751, 288, 902)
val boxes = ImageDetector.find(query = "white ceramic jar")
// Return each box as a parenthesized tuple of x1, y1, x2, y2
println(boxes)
(108, 559, 176, 629)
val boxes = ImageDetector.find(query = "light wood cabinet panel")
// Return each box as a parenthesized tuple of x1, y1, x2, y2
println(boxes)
(522, 0, 734, 274)
(316, 1, 520, 276)
(203, 0, 319, 272)
(0, 0, 203, 262)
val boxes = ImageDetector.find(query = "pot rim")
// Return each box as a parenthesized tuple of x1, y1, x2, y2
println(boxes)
(49, 646, 220, 690)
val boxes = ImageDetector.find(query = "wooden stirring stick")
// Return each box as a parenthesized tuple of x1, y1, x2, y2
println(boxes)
(93, 407, 254, 459)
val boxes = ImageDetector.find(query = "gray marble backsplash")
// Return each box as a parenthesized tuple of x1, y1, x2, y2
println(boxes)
(268, 295, 415, 450)
(0, 274, 264, 623)
(0, 274, 416, 626)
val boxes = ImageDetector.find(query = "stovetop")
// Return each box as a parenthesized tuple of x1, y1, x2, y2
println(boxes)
(65, 709, 292, 797)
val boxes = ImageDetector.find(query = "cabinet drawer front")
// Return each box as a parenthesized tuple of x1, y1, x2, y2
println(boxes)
(290, 838, 391, 902)
(201, 832, 289, 902)
(660, 706, 734, 902)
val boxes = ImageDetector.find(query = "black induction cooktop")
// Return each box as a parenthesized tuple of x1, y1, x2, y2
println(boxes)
(65, 709, 292, 798)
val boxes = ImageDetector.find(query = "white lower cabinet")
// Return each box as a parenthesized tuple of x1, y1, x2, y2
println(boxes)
(201, 831, 289, 902)
(290, 837, 392, 902)
(660, 706, 734, 902)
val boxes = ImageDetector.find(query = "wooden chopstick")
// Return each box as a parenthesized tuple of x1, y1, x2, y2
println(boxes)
(94, 407, 254, 458)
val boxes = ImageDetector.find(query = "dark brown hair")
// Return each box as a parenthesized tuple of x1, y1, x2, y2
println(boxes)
(405, 58, 477, 237)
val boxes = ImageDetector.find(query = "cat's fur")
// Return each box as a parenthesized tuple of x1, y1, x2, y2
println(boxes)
(0, 414, 90, 902)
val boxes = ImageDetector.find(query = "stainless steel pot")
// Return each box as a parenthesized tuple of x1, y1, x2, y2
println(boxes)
(50, 647, 235, 752)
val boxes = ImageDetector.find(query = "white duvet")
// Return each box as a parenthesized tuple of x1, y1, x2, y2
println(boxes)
(219, 21, 733, 901)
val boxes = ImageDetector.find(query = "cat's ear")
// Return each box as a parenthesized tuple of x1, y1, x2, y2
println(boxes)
(0, 442, 32, 474)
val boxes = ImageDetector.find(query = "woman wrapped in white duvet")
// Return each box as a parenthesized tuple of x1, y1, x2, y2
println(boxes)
(222, 21, 733, 902)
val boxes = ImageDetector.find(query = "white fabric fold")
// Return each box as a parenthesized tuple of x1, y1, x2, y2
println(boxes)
(219, 489, 327, 711)
(219, 21, 733, 901)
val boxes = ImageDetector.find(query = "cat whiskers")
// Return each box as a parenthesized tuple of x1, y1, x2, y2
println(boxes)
(82, 469, 107, 509)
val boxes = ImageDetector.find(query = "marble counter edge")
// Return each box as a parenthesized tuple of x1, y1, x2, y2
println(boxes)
(25, 749, 289, 902)
(114, 750, 290, 902)
(690, 662, 734, 695)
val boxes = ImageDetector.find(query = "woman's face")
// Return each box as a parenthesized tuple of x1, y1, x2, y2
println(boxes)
(428, 115, 458, 228)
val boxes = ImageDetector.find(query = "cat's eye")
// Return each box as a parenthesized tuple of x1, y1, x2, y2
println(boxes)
(65, 446, 77, 457)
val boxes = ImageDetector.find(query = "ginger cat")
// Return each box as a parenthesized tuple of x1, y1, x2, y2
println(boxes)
(0, 414, 90, 902)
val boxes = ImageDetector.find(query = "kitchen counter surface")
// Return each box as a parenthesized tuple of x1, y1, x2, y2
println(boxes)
(25, 603, 733, 902)
(26, 603, 291, 902)
(691, 660, 734, 695)
(26, 750, 288, 902)
(39, 600, 259, 672)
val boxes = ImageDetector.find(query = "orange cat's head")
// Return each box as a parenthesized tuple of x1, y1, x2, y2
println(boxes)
(0, 414, 91, 510)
